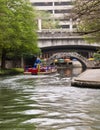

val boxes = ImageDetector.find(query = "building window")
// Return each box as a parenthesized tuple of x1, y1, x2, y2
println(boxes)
(47, 10, 53, 13)
(32, 2, 52, 6)
(55, 2, 72, 6)
(60, 18, 70, 21)
(55, 9, 71, 14)
(60, 25, 70, 28)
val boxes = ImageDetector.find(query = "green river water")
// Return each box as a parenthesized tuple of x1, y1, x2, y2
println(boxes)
(0, 68, 100, 130)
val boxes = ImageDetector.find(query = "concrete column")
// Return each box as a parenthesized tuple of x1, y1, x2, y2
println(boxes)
(42, 53, 44, 59)
(52, 1, 55, 15)
(38, 18, 42, 31)
(88, 52, 93, 58)
(70, 18, 73, 32)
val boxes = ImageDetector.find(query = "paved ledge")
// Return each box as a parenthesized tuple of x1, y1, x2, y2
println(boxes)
(71, 69, 100, 88)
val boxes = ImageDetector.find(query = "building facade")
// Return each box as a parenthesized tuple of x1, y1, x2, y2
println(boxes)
(30, 0, 75, 32)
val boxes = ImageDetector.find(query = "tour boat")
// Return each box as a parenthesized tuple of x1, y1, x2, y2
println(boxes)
(24, 66, 57, 75)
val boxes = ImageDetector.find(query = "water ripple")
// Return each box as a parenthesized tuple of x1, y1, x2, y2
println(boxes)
(0, 70, 100, 130)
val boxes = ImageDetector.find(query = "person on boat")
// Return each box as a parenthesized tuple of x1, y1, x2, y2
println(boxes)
(31, 57, 41, 75)
(33, 57, 41, 72)
(33, 57, 41, 67)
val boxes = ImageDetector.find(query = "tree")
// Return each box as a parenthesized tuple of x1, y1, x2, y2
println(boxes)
(72, 0, 100, 43)
(0, 0, 40, 69)
(34, 10, 59, 29)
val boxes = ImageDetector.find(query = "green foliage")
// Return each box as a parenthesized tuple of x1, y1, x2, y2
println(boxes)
(93, 51, 100, 60)
(0, 68, 24, 75)
(0, 0, 40, 68)
(73, 0, 100, 43)
(42, 19, 59, 29)
(77, 17, 100, 43)
(35, 10, 59, 29)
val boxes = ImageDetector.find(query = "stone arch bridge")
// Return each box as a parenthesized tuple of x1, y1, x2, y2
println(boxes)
(38, 31, 100, 58)
(47, 52, 95, 69)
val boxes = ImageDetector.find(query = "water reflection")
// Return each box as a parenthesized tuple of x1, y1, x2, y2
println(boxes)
(0, 68, 100, 130)
(58, 67, 83, 78)
(0, 87, 36, 129)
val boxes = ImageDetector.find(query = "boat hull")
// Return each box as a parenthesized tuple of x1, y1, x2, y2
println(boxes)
(24, 69, 57, 75)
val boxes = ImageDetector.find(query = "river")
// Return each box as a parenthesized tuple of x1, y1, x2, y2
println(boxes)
(0, 68, 100, 130)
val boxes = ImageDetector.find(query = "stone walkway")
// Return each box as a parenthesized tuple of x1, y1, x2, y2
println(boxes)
(71, 69, 100, 88)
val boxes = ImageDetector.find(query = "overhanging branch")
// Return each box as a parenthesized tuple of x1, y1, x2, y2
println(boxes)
(77, 29, 100, 35)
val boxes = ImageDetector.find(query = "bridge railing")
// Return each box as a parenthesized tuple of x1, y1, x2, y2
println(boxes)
(38, 30, 81, 38)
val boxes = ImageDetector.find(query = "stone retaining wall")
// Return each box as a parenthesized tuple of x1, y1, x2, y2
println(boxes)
(71, 79, 100, 89)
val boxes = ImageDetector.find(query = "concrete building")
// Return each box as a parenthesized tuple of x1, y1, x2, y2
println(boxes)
(30, 0, 75, 32)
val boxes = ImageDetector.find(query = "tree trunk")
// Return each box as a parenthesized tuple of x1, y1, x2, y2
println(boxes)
(21, 55, 24, 68)
(1, 49, 6, 69)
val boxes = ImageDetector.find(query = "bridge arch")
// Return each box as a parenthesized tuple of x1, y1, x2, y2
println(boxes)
(38, 31, 100, 58)
(47, 52, 95, 69)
